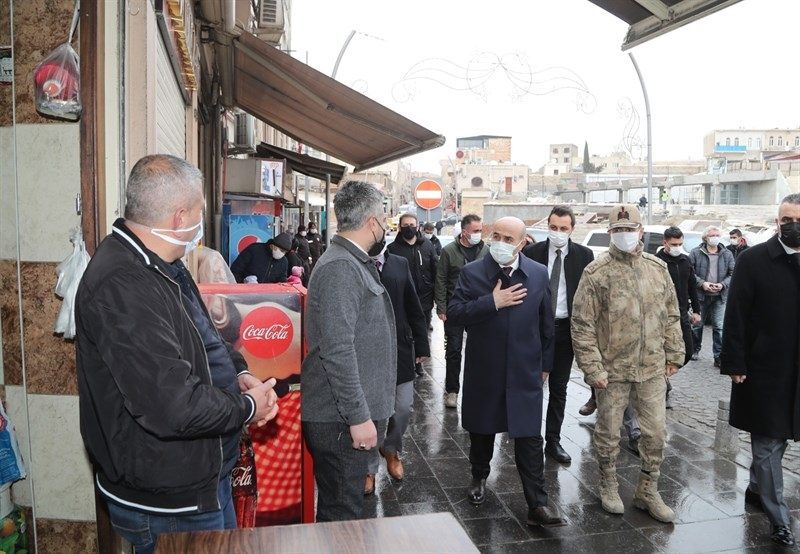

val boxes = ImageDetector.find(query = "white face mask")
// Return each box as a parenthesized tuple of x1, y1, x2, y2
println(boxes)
(271, 247, 286, 260)
(707, 236, 720, 247)
(308, 229, 317, 235)
(468, 232, 482, 245)
(300, 231, 307, 237)
(548, 230, 570, 248)
(423, 233, 434, 240)
(151, 219, 204, 257)
(667, 246, 682, 257)
(489, 241, 519, 266)
(610, 231, 639, 253)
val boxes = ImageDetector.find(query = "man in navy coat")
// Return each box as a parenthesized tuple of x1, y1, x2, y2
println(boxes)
(447, 217, 565, 527)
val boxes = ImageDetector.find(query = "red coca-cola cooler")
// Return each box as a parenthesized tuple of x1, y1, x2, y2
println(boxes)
(199, 283, 315, 526)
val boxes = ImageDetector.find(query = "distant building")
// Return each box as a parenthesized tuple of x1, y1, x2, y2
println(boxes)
(703, 128, 800, 167)
(543, 143, 579, 176)
(455, 135, 512, 164)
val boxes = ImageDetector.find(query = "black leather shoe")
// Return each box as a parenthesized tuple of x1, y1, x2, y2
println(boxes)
(771, 525, 795, 547)
(545, 442, 572, 464)
(744, 488, 762, 510)
(691, 352, 700, 361)
(579, 397, 597, 416)
(527, 505, 568, 527)
(467, 478, 486, 505)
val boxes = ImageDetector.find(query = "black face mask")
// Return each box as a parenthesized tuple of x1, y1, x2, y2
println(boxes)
(401, 226, 417, 240)
(780, 221, 800, 248)
(368, 219, 386, 257)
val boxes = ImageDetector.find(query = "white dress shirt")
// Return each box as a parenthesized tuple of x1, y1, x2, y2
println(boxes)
(547, 241, 569, 319)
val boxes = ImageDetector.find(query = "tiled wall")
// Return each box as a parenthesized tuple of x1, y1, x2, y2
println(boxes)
(1, 1, 97, 551)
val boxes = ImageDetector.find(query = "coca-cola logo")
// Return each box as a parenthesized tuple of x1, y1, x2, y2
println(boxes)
(232, 465, 254, 490)
(240, 306, 294, 359)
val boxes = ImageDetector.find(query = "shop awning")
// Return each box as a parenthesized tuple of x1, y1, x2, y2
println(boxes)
(233, 33, 445, 172)
(254, 142, 346, 184)
(587, 0, 743, 50)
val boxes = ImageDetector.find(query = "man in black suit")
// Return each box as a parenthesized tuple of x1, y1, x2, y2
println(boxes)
(523, 205, 594, 464)
(365, 248, 430, 493)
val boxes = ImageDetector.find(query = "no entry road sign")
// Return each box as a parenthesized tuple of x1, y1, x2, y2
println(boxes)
(414, 180, 443, 210)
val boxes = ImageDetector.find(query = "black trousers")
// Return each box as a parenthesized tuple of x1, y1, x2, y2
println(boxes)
(680, 319, 694, 366)
(545, 320, 574, 444)
(302, 420, 387, 522)
(469, 432, 548, 510)
(444, 320, 465, 393)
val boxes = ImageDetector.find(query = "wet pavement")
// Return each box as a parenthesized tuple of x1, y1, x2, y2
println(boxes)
(362, 322, 800, 552)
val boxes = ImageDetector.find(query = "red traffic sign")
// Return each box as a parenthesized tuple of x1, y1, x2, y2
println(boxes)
(414, 180, 443, 210)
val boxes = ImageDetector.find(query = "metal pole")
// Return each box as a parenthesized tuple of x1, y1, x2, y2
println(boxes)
(324, 30, 357, 241)
(629, 52, 652, 224)
(325, 173, 331, 249)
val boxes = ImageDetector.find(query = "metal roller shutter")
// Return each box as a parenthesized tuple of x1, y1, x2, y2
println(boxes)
(155, 33, 186, 157)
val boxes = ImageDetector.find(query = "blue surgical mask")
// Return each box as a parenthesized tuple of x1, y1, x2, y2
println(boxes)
(151, 219, 204, 257)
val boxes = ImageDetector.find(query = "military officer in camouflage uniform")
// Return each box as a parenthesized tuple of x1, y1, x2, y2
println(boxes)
(571, 205, 685, 523)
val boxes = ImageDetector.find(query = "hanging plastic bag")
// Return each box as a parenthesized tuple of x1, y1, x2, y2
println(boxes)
(54, 229, 90, 339)
(0, 400, 26, 485)
(33, 2, 81, 121)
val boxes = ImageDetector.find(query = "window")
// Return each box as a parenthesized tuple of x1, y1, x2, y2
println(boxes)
(778, 136, 783, 146)
(734, 137, 739, 146)
(552, 148, 558, 154)
(725, 138, 730, 146)
(564, 147, 570, 154)
(553, 169, 559, 175)
(770, 136, 774, 146)
(748, 138, 752, 148)
(586, 233, 610, 247)
(564, 157, 569, 163)
(795, 136, 799, 147)
(756, 138, 762, 148)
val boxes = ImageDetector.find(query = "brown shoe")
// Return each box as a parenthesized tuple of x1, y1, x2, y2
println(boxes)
(364, 474, 375, 496)
(383, 451, 404, 481)
(579, 397, 597, 416)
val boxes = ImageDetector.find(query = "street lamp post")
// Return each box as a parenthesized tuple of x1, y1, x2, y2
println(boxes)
(323, 30, 357, 249)
(629, 52, 652, 224)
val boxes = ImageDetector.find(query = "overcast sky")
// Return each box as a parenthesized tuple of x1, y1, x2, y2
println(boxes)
(292, 0, 800, 173)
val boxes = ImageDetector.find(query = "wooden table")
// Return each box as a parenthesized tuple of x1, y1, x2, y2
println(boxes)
(154, 512, 479, 553)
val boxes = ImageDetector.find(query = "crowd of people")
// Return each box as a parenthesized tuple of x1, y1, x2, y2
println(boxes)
(74, 155, 800, 550)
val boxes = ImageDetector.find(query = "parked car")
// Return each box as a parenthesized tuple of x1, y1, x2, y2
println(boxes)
(525, 227, 549, 244)
(581, 225, 715, 256)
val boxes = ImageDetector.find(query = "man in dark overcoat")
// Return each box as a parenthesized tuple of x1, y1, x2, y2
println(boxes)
(365, 249, 429, 493)
(447, 216, 565, 527)
(721, 193, 800, 548)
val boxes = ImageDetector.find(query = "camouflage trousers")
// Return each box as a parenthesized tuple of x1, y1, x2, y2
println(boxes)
(594, 375, 666, 473)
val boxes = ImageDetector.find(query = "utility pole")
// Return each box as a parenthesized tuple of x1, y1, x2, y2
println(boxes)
(629, 52, 652, 224)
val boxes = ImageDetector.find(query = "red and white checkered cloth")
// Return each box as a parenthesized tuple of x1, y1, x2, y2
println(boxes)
(250, 391, 302, 514)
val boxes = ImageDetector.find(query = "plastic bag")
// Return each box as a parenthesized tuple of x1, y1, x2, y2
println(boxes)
(54, 229, 90, 339)
(0, 400, 25, 486)
(33, 42, 81, 121)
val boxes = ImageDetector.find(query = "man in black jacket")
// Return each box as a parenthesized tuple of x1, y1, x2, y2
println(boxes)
(388, 213, 438, 328)
(365, 250, 430, 493)
(423, 222, 442, 256)
(307, 221, 325, 266)
(231, 232, 292, 283)
(721, 194, 800, 547)
(295, 225, 312, 264)
(727, 228, 749, 259)
(656, 227, 702, 366)
(522, 205, 594, 465)
(76, 155, 278, 554)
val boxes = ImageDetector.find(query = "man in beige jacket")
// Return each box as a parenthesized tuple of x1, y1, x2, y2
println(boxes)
(571, 204, 684, 523)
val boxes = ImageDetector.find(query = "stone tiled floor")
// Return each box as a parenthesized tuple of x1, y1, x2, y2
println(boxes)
(362, 321, 800, 553)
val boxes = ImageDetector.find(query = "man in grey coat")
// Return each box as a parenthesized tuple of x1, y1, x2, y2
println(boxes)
(689, 225, 734, 367)
(301, 181, 397, 521)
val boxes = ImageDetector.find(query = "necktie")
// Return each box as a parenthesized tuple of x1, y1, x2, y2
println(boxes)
(502, 266, 512, 277)
(374, 259, 382, 272)
(549, 249, 562, 314)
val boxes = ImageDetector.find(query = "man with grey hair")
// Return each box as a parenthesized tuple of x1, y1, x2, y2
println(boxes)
(301, 180, 397, 521)
(689, 225, 735, 366)
(76, 155, 278, 553)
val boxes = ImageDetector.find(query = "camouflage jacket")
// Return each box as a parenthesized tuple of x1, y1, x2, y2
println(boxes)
(571, 243, 685, 385)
